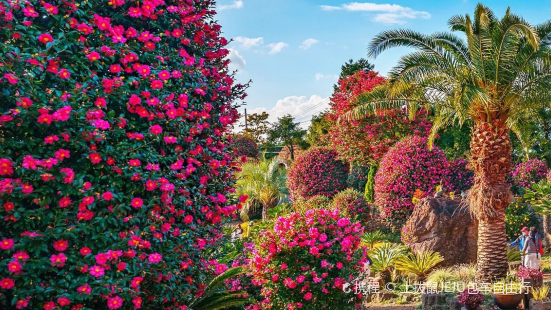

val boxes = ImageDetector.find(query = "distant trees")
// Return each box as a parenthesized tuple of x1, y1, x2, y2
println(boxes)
(241, 111, 270, 144)
(267, 115, 307, 160)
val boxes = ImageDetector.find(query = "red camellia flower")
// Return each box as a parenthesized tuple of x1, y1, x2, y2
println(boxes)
(38, 33, 54, 44)
(57, 297, 70, 306)
(0, 239, 14, 250)
(130, 198, 143, 208)
(102, 191, 114, 201)
(80, 247, 92, 256)
(77, 284, 92, 295)
(0, 158, 14, 176)
(107, 296, 123, 309)
(130, 276, 143, 288)
(0, 278, 14, 289)
(53, 240, 69, 252)
(86, 51, 101, 62)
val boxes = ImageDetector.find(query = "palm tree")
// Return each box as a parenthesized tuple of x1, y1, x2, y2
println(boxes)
(395, 251, 444, 281)
(347, 4, 551, 281)
(368, 242, 408, 284)
(235, 158, 288, 221)
(188, 266, 249, 310)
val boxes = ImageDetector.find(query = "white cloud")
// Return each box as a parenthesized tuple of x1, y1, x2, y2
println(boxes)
(320, 2, 430, 24)
(234, 36, 264, 49)
(227, 48, 246, 71)
(300, 38, 319, 50)
(219, 0, 243, 11)
(315, 73, 338, 81)
(321, 5, 342, 11)
(267, 42, 288, 55)
(237, 95, 330, 130)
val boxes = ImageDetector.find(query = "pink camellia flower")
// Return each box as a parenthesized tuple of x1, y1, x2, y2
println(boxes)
(38, 33, 54, 44)
(7, 260, 22, 273)
(44, 301, 56, 310)
(57, 297, 70, 306)
(50, 253, 67, 267)
(107, 296, 123, 309)
(131, 198, 143, 208)
(116, 262, 126, 271)
(131, 276, 143, 288)
(21, 184, 33, 194)
(53, 239, 69, 251)
(89, 265, 105, 277)
(148, 253, 162, 263)
(337, 218, 350, 227)
(77, 284, 92, 295)
(0, 278, 15, 289)
(303, 292, 312, 301)
(132, 297, 142, 309)
(102, 191, 114, 201)
(149, 124, 162, 135)
(4, 73, 18, 84)
(16, 299, 29, 309)
(163, 136, 177, 144)
(0, 239, 14, 250)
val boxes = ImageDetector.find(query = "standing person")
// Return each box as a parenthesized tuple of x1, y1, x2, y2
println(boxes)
(531, 227, 545, 256)
(522, 229, 541, 270)
(509, 227, 530, 266)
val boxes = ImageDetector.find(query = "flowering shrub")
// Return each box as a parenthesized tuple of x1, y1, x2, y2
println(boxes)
(447, 158, 474, 193)
(374, 136, 449, 219)
(234, 135, 259, 159)
(516, 266, 544, 280)
(347, 165, 370, 192)
(332, 189, 372, 224)
(511, 158, 548, 193)
(458, 289, 484, 309)
(0, 1, 247, 309)
(287, 148, 349, 201)
(250, 209, 365, 309)
(505, 200, 538, 241)
(325, 70, 432, 166)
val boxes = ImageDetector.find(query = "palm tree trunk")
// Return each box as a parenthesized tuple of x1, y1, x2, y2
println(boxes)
(468, 120, 512, 282)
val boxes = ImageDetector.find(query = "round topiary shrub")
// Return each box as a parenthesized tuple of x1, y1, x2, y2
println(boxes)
(0, 1, 246, 309)
(511, 158, 548, 193)
(347, 165, 370, 192)
(332, 188, 372, 224)
(374, 136, 449, 220)
(287, 147, 349, 201)
(233, 135, 259, 159)
(250, 209, 365, 309)
(447, 158, 474, 193)
(294, 195, 332, 213)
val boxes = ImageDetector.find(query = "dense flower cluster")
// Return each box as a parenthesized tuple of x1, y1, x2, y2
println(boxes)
(287, 148, 349, 201)
(374, 136, 449, 219)
(233, 135, 259, 159)
(446, 158, 474, 193)
(515, 266, 544, 280)
(511, 158, 548, 190)
(458, 289, 484, 309)
(325, 70, 432, 166)
(250, 209, 365, 310)
(332, 189, 372, 224)
(0, 0, 246, 308)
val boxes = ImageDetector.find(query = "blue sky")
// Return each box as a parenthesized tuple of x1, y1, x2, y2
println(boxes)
(215, 0, 551, 128)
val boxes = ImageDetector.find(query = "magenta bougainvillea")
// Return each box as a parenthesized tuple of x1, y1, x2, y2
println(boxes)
(325, 70, 432, 166)
(374, 136, 449, 219)
(287, 148, 349, 201)
(250, 209, 365, 310)
(233, 135, 259, 160)
(446, 158, 474, 193)
(332, 188, 372, 224)
(511, 158, 548, 189)
(0, 0, 247, 309)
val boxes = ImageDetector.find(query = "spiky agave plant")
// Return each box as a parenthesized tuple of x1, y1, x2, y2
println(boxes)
(189, 267, 249, 310)
(346, 3, 551, 281)
(395, 251, 445, 281)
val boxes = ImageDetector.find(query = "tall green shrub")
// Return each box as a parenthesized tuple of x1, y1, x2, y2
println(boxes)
(0, 1, 246, 309)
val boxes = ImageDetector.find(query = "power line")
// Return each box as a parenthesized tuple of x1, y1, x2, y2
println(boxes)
(290, 98, 330, 119)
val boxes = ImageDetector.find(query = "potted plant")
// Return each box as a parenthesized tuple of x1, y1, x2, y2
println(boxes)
(491, 279, 525, 310)
(530, 285, 551, 310)
(516, 266, 544, 288)
(458, 289, 484, 310)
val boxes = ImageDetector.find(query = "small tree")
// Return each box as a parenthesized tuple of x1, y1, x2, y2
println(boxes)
(242, 111, 271, 144)
(267, 115, 306, 160)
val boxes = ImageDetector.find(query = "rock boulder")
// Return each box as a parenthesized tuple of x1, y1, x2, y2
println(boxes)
(404, 197, 477, 267)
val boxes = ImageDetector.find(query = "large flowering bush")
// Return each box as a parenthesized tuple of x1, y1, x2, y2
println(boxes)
(0, 0, 247, 309)
(447, 158, 474, 193)
(325, 70, 432, 166)
(250, 209, 365, 310)
(511, 158, 548, 193)
(287, 148, 349, 201)
(374, 136, 449, 219)
(234, 135, 259, 159)
(332, 188, 372, 224)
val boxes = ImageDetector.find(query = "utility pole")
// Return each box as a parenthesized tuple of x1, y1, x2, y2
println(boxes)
(244, 109, 248, 131)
